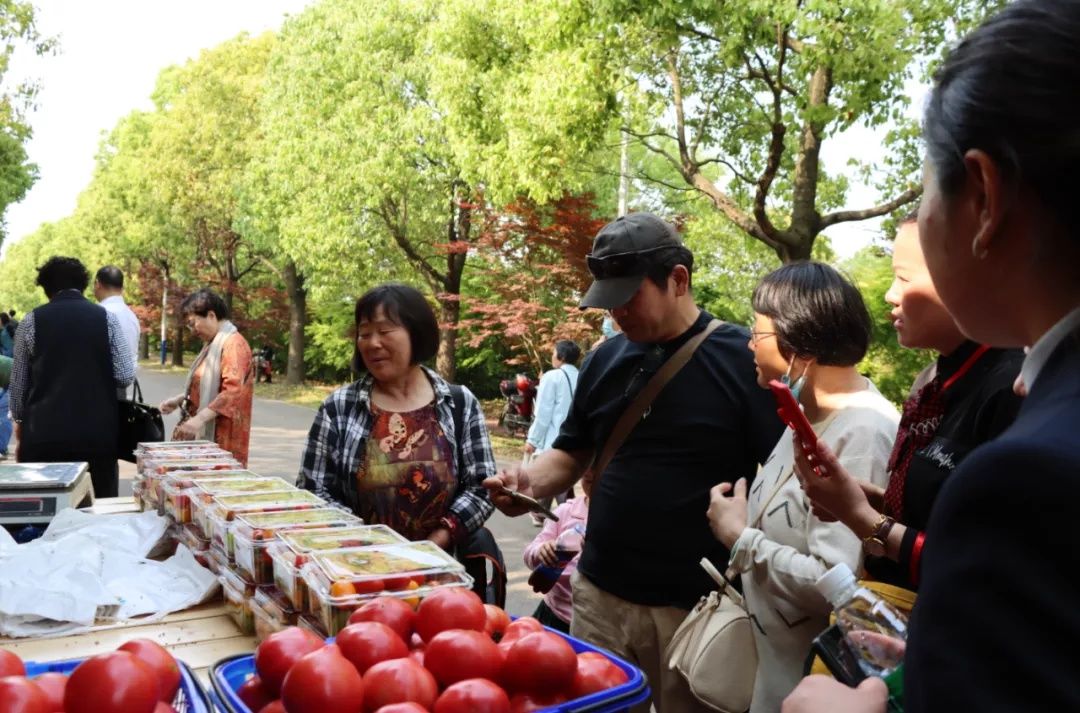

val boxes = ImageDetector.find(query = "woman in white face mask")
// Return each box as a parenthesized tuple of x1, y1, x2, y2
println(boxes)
(707, 261, 900, 713)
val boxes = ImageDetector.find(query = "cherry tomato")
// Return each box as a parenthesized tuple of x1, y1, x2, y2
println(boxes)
(0, 676, 49, 713)
(373, 704, 429, 713)
(336, 622, 409, 675)
(64, 651, 159, 713)
(236, 674, 274, 713)
(254, 627, 325, 696)
(501, 632, 577, 695)
(257, 702, 287, 713)
(415, 588, 486, 642)
(483, 605, 511, 641)
(570, 652, 629, 697)
(498, 618, 543, 646)
(281, 646, 364, 713)
(355, 579, 386, 595)
(361, 658, 438, 712)
(0, 649, 25, 678)
(432, 679, 510, 713)
(423, 630, 503, 688)
(331, 581, 358, 597)
(118, 638, 182, 702)
(31, 672, 67, 712)
(348, 597, 417, 642)
(509, 691, 569, 712)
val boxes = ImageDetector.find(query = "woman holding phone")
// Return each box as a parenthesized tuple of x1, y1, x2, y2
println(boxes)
(707, 261, 899, 712)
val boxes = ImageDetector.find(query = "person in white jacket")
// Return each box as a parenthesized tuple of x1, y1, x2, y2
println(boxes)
(523, 339, 581, 524)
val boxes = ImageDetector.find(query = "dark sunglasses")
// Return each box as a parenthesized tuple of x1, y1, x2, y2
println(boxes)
(586, 244, 678, 280)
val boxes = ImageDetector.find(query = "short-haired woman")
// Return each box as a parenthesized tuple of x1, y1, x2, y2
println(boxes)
(524, 339, 582, 523)
(707, 262, 900, 713)
(160, 288, 254, 466)
(298, 284, 496, 550)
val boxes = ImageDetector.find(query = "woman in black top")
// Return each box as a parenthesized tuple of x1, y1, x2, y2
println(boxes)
(792, 214, 1022, 591)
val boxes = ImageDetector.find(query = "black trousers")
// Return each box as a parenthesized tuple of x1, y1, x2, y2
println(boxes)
(87, 458, 119, 499)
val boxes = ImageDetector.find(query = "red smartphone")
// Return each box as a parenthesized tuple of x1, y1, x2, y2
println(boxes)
(768, 379, 818, 451)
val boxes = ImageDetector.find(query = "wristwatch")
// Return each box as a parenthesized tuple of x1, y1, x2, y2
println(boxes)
(862, 514, 896, 557)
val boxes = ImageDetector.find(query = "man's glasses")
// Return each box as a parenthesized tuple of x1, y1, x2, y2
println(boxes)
(586, 245, 678, 280)
(749, 327, 776, 345)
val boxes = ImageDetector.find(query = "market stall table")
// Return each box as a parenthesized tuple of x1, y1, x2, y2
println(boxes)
(0, 496, 255, 684)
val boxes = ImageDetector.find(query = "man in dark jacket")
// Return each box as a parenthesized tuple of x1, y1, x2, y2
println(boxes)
(8, 256, 135, 497)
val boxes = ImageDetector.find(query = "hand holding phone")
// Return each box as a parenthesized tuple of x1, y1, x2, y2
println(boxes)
(493, 485, 560, 522)
(769, 379, 818, 452)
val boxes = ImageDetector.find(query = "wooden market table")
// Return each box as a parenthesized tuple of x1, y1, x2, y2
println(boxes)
(0, 497, 256, 684)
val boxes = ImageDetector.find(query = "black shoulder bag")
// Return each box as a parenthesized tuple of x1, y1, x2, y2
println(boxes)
(118, 379, 165, 462)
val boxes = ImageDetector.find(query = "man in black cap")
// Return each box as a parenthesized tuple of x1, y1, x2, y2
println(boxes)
(486, 213, 782, 712)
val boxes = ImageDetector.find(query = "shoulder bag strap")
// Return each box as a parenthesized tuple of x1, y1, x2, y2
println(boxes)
(562, 367, 574, 397)
(587, 319, 723, 487)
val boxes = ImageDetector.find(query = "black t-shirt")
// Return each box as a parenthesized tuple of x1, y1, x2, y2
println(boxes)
(555, 309, 784, 609)
(865, 342, 1023, 588)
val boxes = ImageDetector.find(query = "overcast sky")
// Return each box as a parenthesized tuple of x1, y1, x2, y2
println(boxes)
(4, 0, 920, 259)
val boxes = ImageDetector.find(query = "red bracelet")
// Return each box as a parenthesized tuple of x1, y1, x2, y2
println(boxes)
(909, 531, 926, 586)
(439, 515, 462, 545)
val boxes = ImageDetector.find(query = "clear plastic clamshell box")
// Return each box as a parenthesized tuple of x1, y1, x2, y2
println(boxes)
(204, 490, 325, 560)
(176, 522, 211, 556)
(305, 542, 473, 635)
(232, 508, 362, 585)
(251, 587, 300, 644)
(163, 476, 292, 525)
(141, 458, 242, 509)
(220, 571, 254, 635)
(134, 440, 218, 469)
(270, 525, 407, 609)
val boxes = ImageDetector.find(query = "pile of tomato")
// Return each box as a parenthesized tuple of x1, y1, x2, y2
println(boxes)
(239, 588, 629, 713)
(0, 638, 183, 713)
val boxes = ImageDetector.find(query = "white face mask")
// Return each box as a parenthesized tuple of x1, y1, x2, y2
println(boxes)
(782, 359, 808, 401)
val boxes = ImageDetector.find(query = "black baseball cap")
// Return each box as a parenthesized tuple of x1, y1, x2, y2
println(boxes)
(579, 212, 684, 309)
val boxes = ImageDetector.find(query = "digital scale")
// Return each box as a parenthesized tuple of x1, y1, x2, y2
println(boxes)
(0, 462, 94, 526)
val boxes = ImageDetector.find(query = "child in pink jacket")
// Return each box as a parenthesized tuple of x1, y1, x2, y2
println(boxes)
(522, 486, 589, 634)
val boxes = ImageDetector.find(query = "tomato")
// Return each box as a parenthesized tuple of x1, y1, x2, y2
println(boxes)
(281, 645, 364, 713)
(383, 575, 421, 591)
(415, 588, 486, 642)
(0, 649, 25, 677)
(432, 679, 510, 713)
(331, 581, 358, 597)
(422, 630, 503, 687)
(0, 676, 49, 713)
(361, 658, 438, 712)
(483, 605, 511, 642)
(509, 691, 569, 712)
(31, 672, 67, 712)
(254, 627, 325, 695)
(118, 638, 182, 702)
(498, 618, 543, 646)
(257, 702, 287, 713)
(373, 705, 428, 713)
(501, 632, 577, 695)
(153, 703, 177, 713)
(348, 597, 417, 642)
(236, 674, 274, 713)
(336, 622, 409, 675)
(570, 652, 628, 697)
(355, 579, 386, 595)
(64, 651, 160, 713)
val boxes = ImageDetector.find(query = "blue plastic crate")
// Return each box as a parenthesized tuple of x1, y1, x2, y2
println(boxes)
(25, 654, 213, 713)
(212, 626, 650, 713)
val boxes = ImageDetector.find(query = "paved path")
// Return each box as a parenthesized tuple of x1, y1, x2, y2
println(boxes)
(131, 367, 546, 618)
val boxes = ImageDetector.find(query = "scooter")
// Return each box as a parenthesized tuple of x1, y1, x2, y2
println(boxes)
(498, 373, 537, 436)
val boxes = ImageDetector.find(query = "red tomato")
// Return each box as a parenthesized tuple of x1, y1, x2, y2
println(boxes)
(501, 632, 577, 695)
(31, 672, 67, 712)
(570, 652, 629, 697)
(118, 638, 182, 702)
(415, 589, 486, 642)
(257, 702, 287, 713)
(407, 648, 426, 666)
(64, 651, 159, 713)
(509, 691, 569, 712)
(373, 704, 429, 713)
(483, 605, 511, 641)
(348, 597, 417, 643)
(361, 658, 438, 712)
(432, 679, 510, 713)
(336, 622, 409, 675)
(355, 579, 386, 595)
(254, 627, 325, 696)
(0, 649, 25, 677)
(236, 674, 274, 713)
(281, 646, 364, 713)
(153, 703, 176, 713)
(423, 630, 503, 688)
(0, 676, 49, 713)
(408, 633, 425, 650)
(498, 618, 543, 646)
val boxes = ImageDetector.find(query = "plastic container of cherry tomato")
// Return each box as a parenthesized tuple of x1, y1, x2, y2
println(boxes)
(203, 490, 324, 557)
(141, 457, 242, 511)
(221, 571, 255, 635)
(269, 525, 407, 609)
(209, 623, 650, 713)
(26, 656, 213, 713)
(297, 612, 329, 640)
(251, 587, 299, 644)
(134, 439, 219, 469)
(231, 508, 361, 584)
(163, 476, 290, 525)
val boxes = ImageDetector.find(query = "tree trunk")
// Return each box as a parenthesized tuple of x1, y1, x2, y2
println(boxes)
(786, 64, 833, 263)
(283, 260, 307, 385)
(139, 332, 149, 361)
(436, 297, 460, 382)
(172, 322, 185, 367)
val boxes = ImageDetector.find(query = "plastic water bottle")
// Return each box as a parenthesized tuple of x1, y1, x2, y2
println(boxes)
(815, 563, 908, 677)
(527, 524, 585, 594)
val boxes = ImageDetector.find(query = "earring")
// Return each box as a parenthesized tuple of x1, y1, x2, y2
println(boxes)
(972, 240, 989, 260)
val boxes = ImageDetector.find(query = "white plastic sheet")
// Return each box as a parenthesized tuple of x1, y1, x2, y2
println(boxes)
(0, 509, 219, 638)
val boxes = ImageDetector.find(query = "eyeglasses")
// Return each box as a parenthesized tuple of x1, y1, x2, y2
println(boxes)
(586, 245, 678, 280)
(749, 329, 777, 345)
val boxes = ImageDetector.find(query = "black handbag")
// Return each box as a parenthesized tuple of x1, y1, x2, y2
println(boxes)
(118, 379, 165, 462)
